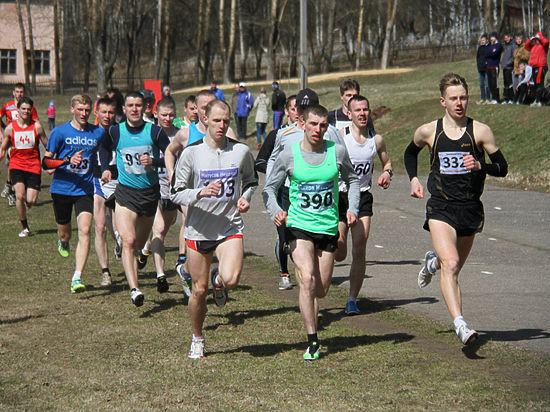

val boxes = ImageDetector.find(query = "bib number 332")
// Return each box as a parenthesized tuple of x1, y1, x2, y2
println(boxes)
(439, 151, 470, 175)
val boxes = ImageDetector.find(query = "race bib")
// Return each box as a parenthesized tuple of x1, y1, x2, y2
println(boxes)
(439, 151, 470, 175)
(353, 161, 372, 177)
(13, 130, 35, 149)
(120, 145, 154, 175)
(157, 153, 167, 178)
(297, 181, 334, 212)
(9, 110, 18, 121)
(199, 167, 239, 202)
(67, 156, 91, 175)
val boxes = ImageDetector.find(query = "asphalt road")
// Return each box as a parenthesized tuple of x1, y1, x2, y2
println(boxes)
(243, 173, 550, 356)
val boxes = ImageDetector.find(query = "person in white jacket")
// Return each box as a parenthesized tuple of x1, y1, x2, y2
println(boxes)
(253, 87, 270, 149)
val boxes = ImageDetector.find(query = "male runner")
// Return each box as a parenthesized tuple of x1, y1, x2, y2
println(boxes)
(0, 83, 39, 205)
(170, 100, 257, 359)
(43, 94, 106, 293)
(93, 97, 119, 286)
(263, 104, 360, 361)
(99, 92, 170, 307)
(0, 97, 48, 237)
(333, 95, 393, 315)
(255, 95, 298, 290)
(327, 79, 375, 134)
(173, 95, 198, 129)
(404, 73, 508, 345)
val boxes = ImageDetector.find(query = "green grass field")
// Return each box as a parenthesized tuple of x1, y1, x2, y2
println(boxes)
(1, 60, 549, 410)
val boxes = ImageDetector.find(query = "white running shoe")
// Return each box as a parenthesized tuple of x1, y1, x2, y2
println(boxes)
(418, 251, 437, 288)
(457, 324, 479, 345)
(176, 263, 193, 298)
(18, 228, 30, 237)
(188, 338, 205, 359)
(278, 273, 292, 290)
(1, 183, 10, 198)
(7, 192, 16, 206)
(101, 272, 112, 286)
(130, 288, 144, 307)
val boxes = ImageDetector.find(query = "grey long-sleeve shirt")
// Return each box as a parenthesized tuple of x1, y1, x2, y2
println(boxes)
(263, 141, 360, 221)
(170, 138, 258, 241)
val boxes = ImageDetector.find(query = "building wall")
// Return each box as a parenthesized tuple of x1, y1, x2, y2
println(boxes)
(0, 2, 55, 85)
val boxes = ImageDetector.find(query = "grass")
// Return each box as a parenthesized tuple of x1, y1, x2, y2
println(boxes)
(1, 174, 549, 410)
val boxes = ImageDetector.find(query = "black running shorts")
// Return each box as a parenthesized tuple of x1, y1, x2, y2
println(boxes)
(286, 227, 339, 253)
(115, 183, 160, 217)
(10, 169, 41, 191)
(51, 193, 94, 225)
(424, 197, 484, 237)
(338, 190, 373, 222)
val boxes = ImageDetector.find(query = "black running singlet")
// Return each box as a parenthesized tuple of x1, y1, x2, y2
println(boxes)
(427, 118, 486, 202)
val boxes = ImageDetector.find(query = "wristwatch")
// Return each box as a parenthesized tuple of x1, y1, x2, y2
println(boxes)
(385, 169, 393, 180)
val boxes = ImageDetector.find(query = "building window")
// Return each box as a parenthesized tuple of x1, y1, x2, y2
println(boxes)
(0, 49, 17, 74)
(26, 50, 50, 75)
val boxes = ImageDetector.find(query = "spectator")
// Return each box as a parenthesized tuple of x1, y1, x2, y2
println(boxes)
(513, 35, 530, 94)
(253, 87, 269, 150)
(209, 80, 225, 101)
(46, 100, 56, 131)
(231, 83, 239, 117)
(485, 31, 503, 104)
(514, 60, 535, 105)
(525, 32, 549, 107)
(271, 81, 286, 129)
(105, 88, 125, 123)
(501, 33, 516, 104)
(235, 82, 253, 140)
(476, 34, 491, 104)
(162, 85, 171, 98)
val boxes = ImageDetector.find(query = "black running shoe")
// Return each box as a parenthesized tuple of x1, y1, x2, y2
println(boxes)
(157, 275, 169, 293)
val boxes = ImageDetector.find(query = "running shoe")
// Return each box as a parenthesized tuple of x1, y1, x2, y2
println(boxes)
(18, 228, 30, 238)
(345, 300, 361, 315)
(303, 342, 320, 361)
(100, 272, 112, 286)
(136, 250, 150, 270)
(457, 325, 479, 345)
(157, 275, 169, 293)
(211, 268, 228, 307)
(70, 279, 86, 294)
(130, 288, 144, 307)
(418, 251, 437, 288)
(57, 239, 70, 258)
(188, 337, 205, 359)
(278, 273, 292, 290)
(113, 242, 122, 260)
(176, 263, 193, 298)
(0, 183, 9, 198)
(7, 191, 15, 206)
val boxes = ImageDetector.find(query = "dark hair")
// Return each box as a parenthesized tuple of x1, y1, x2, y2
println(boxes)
(185, 95, 196, 107)
(439, 73, 469, 96)
(125, 91, 144, 104)
(196, 89, 216, 101)
(339, 79, 360, 95)
(14, 82, 25, 90)
(17, 96, 33, 108)
(156, 97, 176, 112)
(205, 99, 230, 117)
(285, 94, 297, 110)
(347, 95, 370, 110)
(302, 104, 329, 121)
(96, 97, 116, 109)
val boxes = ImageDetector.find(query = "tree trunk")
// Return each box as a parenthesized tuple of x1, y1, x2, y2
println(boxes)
(15, 0, 29, 88)
(154, 0, 162, 78)
(485, 0, 492, 30)
(161, 0, 171, 85)
(355, 0, 364, 70)
(53, 0, 62, 94)
(321, 0, 335, 72)
(195, 0, 204, 82)
(266, 0, 288, 80)
(25, 0, 36, 92)
(221, 0, 237, 83)
(521, 0, 527, 33)
(380, 0, 398, 69)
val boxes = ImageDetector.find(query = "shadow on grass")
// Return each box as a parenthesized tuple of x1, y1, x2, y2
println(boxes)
(479, 328, 550, 342)
(33, 228, 59, 235)
(208, 332, 414, 357)
(335, 259, 421, 269)
(205, 305, 301, 331)
(0, 314, 46, 325)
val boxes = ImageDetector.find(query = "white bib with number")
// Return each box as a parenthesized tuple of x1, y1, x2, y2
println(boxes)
(120, 145, 154, 175)
(67, 156, 91, 175)
(199, 167, 239, 202)
(297, 180, 334, 212)
(439, 151, 470, 175)
(9, 110, 19, 120)
(13, 130, 35, 149)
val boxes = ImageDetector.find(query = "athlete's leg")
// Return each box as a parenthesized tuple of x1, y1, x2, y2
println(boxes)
(214, 236, 244, 290)
(75, 211, 93, 273)
(187, 247, 214, 337)
(93, 194, 109, 270)
(334, 221, 349, 262)
(58, 222, 72, 243)
(348, 216, 371, 299)
(151, 205, 177, 275)
(291, 239, 319, 334)
(25, 187, 39, 208)
(116, 204, 141, 289)
(13, 182, 27, 221)
(428, 219, 475, 319)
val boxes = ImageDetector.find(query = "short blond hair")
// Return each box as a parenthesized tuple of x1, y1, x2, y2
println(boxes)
(71, 94, 93, 108)
(439, 73, 469, 97)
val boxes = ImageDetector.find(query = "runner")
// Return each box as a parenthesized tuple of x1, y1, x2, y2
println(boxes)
(255, 94, 298, 290)
(0, 97, 48, 237)
(0, 83, 39, 206)
(328, 79, 375, 135)
(263, 104, 360, 361)
(333, 95, 393, 315)
(42, 94, 106, 293)
(99, 92, 170, 307)
(173, 95, 198, 129)
(404, 73, 508, 345)
(92, 97, 119, 287)
(170, 99, 258, 359)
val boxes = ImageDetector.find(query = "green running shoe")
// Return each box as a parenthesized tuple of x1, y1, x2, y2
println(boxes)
(57, 239, 70, 258)
(303, 342, 320, 361)
(71, 279, 86, 294)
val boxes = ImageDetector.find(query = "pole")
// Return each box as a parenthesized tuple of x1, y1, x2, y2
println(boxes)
(299, 0, 307, 89)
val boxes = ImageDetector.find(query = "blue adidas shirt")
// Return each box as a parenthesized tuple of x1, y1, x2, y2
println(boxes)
(46, 121, 106, 196)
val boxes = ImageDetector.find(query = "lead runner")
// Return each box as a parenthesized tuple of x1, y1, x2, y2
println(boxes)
(404, 73, 508, 345)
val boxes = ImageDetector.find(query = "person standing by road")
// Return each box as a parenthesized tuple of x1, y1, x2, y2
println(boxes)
(271, 81, 286, 129)
(253, 87, 270, 150)
(476, 34, 491, 104)
(501, 33, 516, 104)
(485, 32, 503, 104)
(512, 35, 530, 96)
(235, 82, 253, 140)
(525, 32, 549, 107)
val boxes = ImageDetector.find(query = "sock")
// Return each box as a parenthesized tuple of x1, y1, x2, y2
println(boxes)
(428, 256, 438, 273)
(142, 248, 150, 255)
(72, 271, 82, 282)
(177, 254, 187, 264)
(157, 272, 165, 279)
(102, 268, 110, 275)
(453, 316, 467, 332)
(21, 219, 29, 230)
(347, 296, 356, 304)
(307, 333, 318, 346)
(192, 334, 204, 342)
(212, 271, 220, 287)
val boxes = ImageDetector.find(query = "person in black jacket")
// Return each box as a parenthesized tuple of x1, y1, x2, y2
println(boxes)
(271, 81, 286, 130)
(476, 34, 491, 104)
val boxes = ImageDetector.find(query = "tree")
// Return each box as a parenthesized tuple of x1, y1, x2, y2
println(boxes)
(15, 0, 29, 88)
(355, 0, 365, 70)
(266, 0, 288, 80)
(124, 0, 154, 90)
(219, 0, 237, 83)
(53, 0, 62, 94)
(26, 0, 36, 92)
(381, 0, 399, 69)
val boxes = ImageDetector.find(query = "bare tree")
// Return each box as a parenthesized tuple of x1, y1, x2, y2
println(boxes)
(25, 0, 36, 92)
(124, 0, 154, 90)
(53, 0, 62, 94)
(381, 0, 399, 69)
(219, 0, 237, 83)
(266, 0, 288, 80)
(355, 0, 365, 70)
(15, 0, 29, 87)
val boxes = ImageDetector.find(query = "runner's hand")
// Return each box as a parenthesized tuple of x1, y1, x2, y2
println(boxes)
(198, 181, 222, 199)
(139, 153, 153, 166)
(70, 149, 84, 166)
(101, 170, 112, 184)
(463, 154, 481, 171)
(237, 197, 250, 213)
(410, 177, 424, 199)
(273, 211, 287, 227)
(347, 212, 357, 227)
(377, 172, 391, 189)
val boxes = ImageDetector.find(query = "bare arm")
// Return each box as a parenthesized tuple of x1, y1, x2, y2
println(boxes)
(374, 134, 392, 189)
(165, 127, 189, 180)
(35, 122, 48, 148)
(0, 124, 11, 160)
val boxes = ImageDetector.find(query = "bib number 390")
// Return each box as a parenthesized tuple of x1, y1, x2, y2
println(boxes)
(297, 181, 334, 212)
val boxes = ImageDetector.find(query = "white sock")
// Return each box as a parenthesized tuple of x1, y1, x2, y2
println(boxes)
(453, 316, 467, 332)
(192, 334, 204, 342)
(142, 248, 150, 255)
(72, 271, 82, 282)
(157, 273, 165, 279)
(428, 257, 438, 273)
(347, 296, 356, 304)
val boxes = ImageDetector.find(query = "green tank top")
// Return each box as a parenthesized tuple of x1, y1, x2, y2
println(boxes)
(287, 140, 339, 236)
